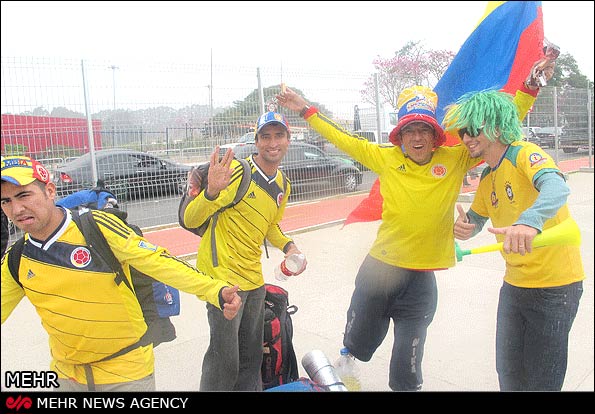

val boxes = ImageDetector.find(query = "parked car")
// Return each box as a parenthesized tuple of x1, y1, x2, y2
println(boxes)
(53, 148, 192, 200)
(559, 127, 594, 153)
(522, 126, 540, 142)
(534, 126, 564, 148)
(221, 141, 363, 195)
(237, 131, 255, 144)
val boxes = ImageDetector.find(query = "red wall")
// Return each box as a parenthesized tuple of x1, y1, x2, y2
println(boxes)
(1, 114, 102, 155)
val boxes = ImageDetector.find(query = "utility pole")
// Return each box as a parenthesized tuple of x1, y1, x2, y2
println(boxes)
(108, 65, 119, 110)
(108, 65, 119, 147)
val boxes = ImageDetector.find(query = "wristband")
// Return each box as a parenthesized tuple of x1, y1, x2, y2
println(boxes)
(299, 105, 310, 118)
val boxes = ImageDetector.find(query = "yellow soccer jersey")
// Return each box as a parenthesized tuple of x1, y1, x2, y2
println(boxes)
(184, 157, 293, 290)
(471, 141, 585, 287)
(1, 208, 229, 385)
(308, 112, 482, 270)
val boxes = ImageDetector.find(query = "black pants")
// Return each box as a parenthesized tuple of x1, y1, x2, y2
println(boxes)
(343, 255, 437, 391)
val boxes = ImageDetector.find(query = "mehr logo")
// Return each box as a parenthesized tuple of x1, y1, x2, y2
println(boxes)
(4, 370, 59, 390)
(5, 395, 33, 412)
(70, 247, 92, 268)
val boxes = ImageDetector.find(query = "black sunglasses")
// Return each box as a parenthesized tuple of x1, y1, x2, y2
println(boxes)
(458, 127, 483, 140)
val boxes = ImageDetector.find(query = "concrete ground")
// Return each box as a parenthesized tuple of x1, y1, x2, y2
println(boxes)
(1, 172, 593, 393)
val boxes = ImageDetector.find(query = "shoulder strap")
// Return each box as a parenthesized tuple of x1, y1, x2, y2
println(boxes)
(7, 237, 25, 288)
(70, 208, 152, 360)
(209, 157, 252, 267)
(232, 157, 252, 205)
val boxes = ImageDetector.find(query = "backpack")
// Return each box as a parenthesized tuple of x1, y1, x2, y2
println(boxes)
(261, 283, 300, 390)
(7, 198, 180, 351)
(55, 181, 119, 210)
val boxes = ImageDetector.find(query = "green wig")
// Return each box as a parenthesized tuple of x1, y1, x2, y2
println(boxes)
(443, 89, 523, 145)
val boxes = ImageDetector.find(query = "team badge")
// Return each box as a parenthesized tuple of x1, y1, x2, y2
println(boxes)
(35, 163, 50, 182)
(277, 192, 284, 207)
(71, 247, 92, 268)
(431, 164, 447, 178)
(529, 152, 548, 167)
(138, 240, 157, 252)
(505, 181, 514, 201)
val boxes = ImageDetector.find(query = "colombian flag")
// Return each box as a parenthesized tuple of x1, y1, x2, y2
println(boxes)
(344, 1, 544, 226)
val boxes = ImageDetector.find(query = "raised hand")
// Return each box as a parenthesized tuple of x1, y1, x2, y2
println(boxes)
(206, 146, 234, 199)
(275, 86, 309, 113)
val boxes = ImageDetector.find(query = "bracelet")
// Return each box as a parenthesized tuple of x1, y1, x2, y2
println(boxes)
(299, 105, 310, 118)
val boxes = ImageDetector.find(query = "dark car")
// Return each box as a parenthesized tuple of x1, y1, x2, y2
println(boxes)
(223, 142, 363, 196)
(53, 148, 191, 200)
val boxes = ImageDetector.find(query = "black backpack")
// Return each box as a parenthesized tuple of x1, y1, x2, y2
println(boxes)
(6, 207, 179, 352)
(261, 283, 300, 389)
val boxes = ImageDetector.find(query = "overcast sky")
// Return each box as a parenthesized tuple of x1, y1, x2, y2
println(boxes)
(2, 1, 593, 79)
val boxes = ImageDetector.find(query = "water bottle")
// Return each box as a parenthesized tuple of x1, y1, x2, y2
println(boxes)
(274, 253, 306, 281)
(334, 347, 361, 391)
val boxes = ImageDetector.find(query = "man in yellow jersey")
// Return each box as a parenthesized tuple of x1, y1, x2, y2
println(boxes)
(1, 155, 242, 391)
(278, 85, 481, 391)
(275, 56, 550, 390)
(182, 112, 307, 391)
(447, 90, 584, 391)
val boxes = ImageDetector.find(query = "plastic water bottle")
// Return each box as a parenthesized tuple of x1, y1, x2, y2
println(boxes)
(334, 347, 361, 391)
(274, 253, 306, 281)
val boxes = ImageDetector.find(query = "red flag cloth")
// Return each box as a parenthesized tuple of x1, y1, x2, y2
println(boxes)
(342, 178, 382, 227)
(343, 1, 543, 227)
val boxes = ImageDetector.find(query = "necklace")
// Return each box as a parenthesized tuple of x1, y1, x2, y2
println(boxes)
(489, 145, 509, 209)
(490, 168, 499, 208)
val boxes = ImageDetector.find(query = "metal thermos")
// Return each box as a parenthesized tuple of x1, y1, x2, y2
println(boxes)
(301, 349, 348, 391)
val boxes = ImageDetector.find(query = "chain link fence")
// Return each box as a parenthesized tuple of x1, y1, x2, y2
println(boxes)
(2, 56, 593, 243)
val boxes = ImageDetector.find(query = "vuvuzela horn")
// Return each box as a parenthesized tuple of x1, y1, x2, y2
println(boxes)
(455, 217, 581, 262)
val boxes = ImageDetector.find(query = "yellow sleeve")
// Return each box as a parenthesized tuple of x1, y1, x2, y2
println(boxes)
(307, 112, 393, 174)
(513, 84, 539, 121)
(265, 178, 293, 252)
(92, 210, 229, 309)
(1, 248, 26, 324)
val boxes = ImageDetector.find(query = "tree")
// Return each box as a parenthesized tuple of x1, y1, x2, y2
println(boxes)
(51, 107, 84, 118)
(22, 106, 49, 116)
(548, 53, 593, 89)
(360, 41, 454, 110)
(204, 85, 334, 140)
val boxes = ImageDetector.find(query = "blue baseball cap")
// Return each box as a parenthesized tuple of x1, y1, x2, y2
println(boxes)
(256, 112, 290, 134)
